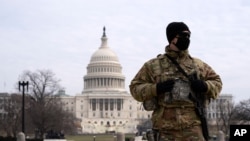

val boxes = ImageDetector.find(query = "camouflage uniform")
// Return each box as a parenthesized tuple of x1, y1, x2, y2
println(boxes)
(129, 47, 222, 141)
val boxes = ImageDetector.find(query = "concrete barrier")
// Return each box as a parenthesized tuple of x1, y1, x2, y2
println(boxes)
(117, 132, 125, 141)
(216, 130, 225, 141)
(17, 132, 25, 141)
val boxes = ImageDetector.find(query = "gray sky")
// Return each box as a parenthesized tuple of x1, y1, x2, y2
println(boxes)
(0, 0, 250, 103)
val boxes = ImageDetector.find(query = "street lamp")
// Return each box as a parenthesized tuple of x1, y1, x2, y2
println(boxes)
(93, 136, 96, 141)
(18, 81, 29, 134)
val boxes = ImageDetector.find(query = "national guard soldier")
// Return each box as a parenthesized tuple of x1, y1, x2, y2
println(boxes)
(130, 22, 222, 141)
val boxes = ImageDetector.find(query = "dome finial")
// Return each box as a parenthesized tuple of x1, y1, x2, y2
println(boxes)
(100, 26, 108, 48)
(103, 26, 106, 37)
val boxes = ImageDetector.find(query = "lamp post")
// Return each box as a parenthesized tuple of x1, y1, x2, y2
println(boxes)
(93, 136, 96, 141)
(19, 81, 29, 133)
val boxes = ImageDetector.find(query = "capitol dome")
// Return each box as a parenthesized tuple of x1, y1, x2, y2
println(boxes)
(90, 37, 119, 63)
(83, 27, 126, 93)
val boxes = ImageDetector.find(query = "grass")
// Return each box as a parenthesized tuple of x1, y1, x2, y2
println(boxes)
(65, 134, 135, 141)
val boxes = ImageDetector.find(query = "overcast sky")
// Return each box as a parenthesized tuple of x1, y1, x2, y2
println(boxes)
(0, 0, 250, 103)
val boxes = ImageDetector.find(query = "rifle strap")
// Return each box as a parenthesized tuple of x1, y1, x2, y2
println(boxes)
(165, 54, 190, 80)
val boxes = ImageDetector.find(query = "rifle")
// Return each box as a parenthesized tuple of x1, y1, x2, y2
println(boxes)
(188, 73, 210, 141)
(166, 54, 210, 141)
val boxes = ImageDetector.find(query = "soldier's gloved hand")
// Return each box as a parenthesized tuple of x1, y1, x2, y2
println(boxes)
(190, 80, 208, 93)
(156, 80, 175, 94)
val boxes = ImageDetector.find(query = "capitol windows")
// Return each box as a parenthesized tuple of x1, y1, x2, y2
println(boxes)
(107, 121, 110, 127)
(99, 99, 103, 110)
(92, 99, 96, 111)
(110, 99, 114, 111)
(105, 99, 109, 110)
(117, 99, 122, 111)
(216, 113, 220, 118)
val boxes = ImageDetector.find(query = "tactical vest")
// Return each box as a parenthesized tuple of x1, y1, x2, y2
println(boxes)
(143, 54, 199, 111)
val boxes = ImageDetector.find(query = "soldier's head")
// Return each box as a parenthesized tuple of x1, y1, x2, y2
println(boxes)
(166, 22, 191, 51)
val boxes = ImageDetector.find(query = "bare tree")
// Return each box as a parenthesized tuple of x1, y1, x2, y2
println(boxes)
(215, 99, 235, 136)
(232, 99, 250, 124)
(136, 118, 152, 133)
(19, 69, 77, 138)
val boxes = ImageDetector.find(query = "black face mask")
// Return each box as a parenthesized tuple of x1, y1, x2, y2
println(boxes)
(175, 37, 190, 50)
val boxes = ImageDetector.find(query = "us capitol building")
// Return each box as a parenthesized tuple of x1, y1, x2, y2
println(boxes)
(59, 27, 151, 134)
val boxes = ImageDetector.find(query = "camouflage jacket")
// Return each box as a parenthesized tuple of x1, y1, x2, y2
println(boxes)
(129, 46, 222, 130)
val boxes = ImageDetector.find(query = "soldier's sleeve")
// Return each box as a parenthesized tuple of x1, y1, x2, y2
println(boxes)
(196, 59, 223, 99)
(129, 62, 157, 102)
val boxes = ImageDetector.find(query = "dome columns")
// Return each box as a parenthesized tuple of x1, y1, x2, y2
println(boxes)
(84, 77, 125, 90)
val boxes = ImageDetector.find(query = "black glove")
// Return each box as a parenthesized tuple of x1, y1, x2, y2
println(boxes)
(190, 80, 208, 93)
(156, 80, 175, 94)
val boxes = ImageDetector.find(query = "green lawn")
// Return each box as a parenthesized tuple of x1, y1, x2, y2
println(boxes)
(65, 134, 135, 141)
